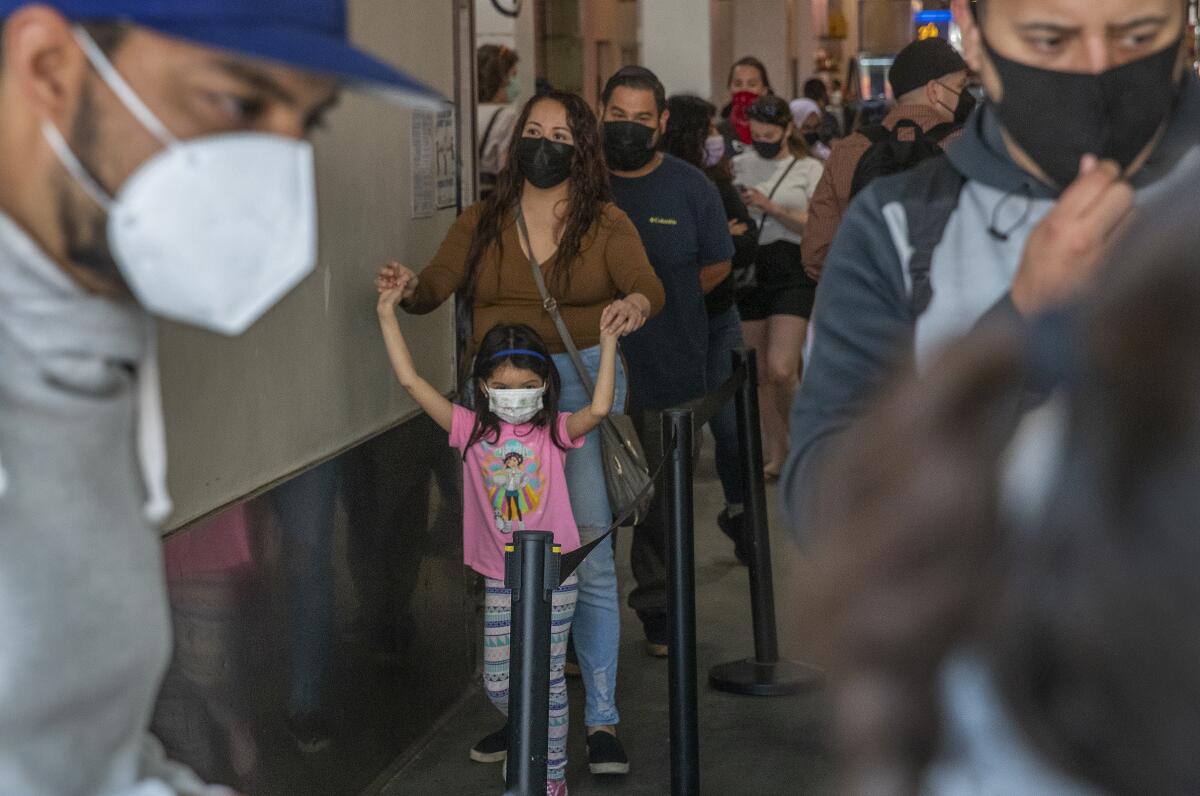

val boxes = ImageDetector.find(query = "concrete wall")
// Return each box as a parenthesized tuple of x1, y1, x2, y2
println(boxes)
(639, 0, 713, 99)
(859, 0, 913, 54)
(159, 0, 462, 528)
(730, 0, 791, 98)
(581, 0, 640, 106)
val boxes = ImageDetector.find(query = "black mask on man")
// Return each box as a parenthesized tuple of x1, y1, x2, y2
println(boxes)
(752, 139, 784, 159)
(944, 84, 976, 125)
(603, 121, 658, 171)
(803, 131, 822, 146)
(985, 37, 1182, 188)
(517, 137, 574, 189)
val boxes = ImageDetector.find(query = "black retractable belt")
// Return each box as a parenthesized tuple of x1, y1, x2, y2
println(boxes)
(557, 433, 675, 584)
(555, 360, 750, 585)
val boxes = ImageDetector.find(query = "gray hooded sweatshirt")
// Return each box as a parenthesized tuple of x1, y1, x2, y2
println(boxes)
(783, 74, 1200, 534)
(0, 212, 228, 795)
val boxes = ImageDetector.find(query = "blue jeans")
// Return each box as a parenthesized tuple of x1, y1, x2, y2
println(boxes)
(553, 345, 626, 728)
(706, 306, 745, 506)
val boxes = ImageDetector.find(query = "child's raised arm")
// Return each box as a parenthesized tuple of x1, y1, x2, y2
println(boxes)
(566, 332, 618, 440)
(376, 267, 454, 433)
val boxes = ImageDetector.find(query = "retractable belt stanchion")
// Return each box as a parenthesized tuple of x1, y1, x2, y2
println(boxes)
(502, 531, 559, 796)
(709, 348, 822, 696)
(664, 410, 700, 796)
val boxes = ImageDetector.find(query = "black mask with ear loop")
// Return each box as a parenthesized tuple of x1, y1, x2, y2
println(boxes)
(941, 84, 977, 125)
(982, 34, 1184, 188)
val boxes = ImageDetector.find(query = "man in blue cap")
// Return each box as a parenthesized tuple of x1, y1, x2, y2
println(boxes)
(0, 2, 439, 793)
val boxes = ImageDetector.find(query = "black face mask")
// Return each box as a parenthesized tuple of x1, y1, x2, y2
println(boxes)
(516, 137, 574, 189)
(603, 121, 657, 171)
(941, 84, 977, 125)
(985, 37, 1183, 188)
(752, 139, 784, 159)
(803, 131, 821, 146)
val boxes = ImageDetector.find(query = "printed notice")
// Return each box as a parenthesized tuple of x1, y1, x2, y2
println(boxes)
(435, 107, 458, 210)
(411, 110, 435, 218)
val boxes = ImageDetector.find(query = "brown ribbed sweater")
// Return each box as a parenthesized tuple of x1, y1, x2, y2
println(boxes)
(406, 201, 665, 354)
(801, 104, 962, 280)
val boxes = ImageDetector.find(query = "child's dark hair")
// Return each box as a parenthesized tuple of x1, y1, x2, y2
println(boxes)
(466, 323, 567, 457)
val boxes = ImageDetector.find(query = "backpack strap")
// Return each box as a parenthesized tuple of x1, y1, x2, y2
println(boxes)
(858, 123, 890, 144)
(924, 121, 960, 144)
(902, 157, 967, 318)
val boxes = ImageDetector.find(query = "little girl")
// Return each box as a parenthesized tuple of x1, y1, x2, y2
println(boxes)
(377, 273, 619, 796)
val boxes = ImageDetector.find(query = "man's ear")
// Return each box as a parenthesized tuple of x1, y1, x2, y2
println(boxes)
(925, 79, 943, 109)
(952, 0, 983, 73)
(4, 5, 88, 128)
(658, 108, 670, 135)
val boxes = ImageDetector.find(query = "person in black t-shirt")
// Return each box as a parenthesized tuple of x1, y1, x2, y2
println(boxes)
(601, 67, 735, 655)
(660, 93, 757, 566)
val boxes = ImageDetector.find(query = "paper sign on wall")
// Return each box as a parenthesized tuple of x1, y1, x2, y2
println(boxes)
(411, 110, 435, 219)
(411, 106, 459, 218)
(435, 107, 458, 210)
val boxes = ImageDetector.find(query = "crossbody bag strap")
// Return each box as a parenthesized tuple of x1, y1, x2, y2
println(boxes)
(515, 208, 599, 395)
(479, 106, 503, 159)
(757, 156, 800, 238)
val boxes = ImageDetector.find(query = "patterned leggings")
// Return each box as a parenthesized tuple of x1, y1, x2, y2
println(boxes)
(484, 573, 578, 782)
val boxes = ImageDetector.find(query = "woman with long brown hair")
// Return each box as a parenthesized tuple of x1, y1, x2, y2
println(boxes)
(376, 90, 664, 777)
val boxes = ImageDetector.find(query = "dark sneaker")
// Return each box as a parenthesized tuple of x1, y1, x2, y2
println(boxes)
(587, 730, 630, 775)
(717, 509, 751, 566)
(285, 711, 332, 755)
(641, 613, 669, 658)
(470, 725, 507, 763)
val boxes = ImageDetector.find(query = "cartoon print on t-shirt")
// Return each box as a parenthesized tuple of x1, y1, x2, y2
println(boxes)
(484, 439, 543, 534)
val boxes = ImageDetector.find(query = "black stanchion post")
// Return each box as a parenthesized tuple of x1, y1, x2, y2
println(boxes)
(664, 410, 700, 796)
(503, 531, 559, 796)
(709, 348, 822, 696)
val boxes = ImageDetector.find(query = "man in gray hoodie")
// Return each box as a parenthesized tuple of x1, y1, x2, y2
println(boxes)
(0, 1, 439, 793)
(784, 0, 1200, 534)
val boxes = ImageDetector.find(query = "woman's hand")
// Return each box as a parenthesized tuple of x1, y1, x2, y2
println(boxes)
(376, 263, 417, 315)
(728, 218, 749, 237)
(376, 262, 419, 305)
(600, 297, 647, 337)
(739, 186, 769, 210)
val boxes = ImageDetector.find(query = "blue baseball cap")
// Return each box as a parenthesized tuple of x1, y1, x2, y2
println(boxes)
(0, 0, 443, 108)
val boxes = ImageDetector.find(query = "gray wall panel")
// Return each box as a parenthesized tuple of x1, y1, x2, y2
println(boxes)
(152, 414, 474, 795)
(159, 0, 461, 529)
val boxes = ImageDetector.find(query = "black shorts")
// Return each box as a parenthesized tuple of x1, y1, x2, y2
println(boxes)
(735, 241, 817, 321)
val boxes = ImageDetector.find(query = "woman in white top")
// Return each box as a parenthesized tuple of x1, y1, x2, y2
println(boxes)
(476, 44, 521, 199)
(732, 94, 824, 478)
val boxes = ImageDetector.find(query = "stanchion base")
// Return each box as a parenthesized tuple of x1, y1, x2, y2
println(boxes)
(708, 658, 823, 696)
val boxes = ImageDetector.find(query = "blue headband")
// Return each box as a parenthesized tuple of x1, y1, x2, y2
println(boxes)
(490, 348, 547, 363)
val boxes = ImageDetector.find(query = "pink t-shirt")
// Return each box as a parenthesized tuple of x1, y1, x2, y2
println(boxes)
(449, 404, 585, 581)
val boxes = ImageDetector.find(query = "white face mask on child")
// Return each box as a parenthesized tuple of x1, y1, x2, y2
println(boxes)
(488, 386, 546, 424)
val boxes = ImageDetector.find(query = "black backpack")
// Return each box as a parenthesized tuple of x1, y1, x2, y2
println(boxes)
(849, 119, 958, 200)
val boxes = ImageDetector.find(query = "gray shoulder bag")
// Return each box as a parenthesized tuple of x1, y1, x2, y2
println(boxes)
(515, 209, 655, 526)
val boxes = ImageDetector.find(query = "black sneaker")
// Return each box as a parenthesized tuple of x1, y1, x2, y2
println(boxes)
(717, 509, 751, 566)
(587, 730, 630, 775)
(470, 724, 507, 763)
(641, 613, 669, 658)
(285, 711, 332, 755)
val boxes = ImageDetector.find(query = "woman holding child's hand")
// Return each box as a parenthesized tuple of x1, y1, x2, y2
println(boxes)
(374, 89, 663, 775)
